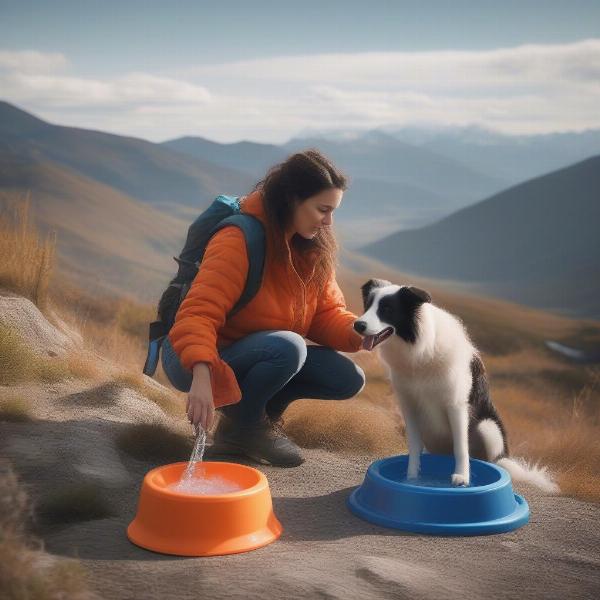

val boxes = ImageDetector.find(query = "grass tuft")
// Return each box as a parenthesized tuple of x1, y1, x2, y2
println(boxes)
(0, 323, 70, 385)
(115, 297, 156, 342)
(113, 370, 183, 417)
(0, 461, 98, 599)
(37, 483, 115, 525)
(0, 194, 56, 310)
(115, 422, 192, 463)
(0, 395, 34, 423)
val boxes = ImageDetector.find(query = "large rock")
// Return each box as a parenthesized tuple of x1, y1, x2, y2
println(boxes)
(0, 293, 82, 357)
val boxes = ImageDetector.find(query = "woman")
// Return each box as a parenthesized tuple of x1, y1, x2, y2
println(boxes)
(162, 149, 369, 467)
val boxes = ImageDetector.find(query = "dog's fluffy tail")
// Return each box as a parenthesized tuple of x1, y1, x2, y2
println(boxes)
(496, 456, 560, 494)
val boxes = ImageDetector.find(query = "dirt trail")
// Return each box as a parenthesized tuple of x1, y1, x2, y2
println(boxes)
(2, 412, 599, 600)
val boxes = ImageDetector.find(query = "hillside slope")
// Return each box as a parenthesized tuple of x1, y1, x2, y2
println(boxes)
(0, 152, 187, 300)
(0, 101, 255, 216)
(360, 156, 600, 318)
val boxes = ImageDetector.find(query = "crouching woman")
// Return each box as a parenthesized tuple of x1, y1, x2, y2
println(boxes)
(161, 149, 368, 467)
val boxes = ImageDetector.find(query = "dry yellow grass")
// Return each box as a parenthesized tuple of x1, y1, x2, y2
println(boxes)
(49, 284, 145, 364)
(0, 203, 181, 420)
(0, 320, 102, 386)
(113, 370, 183, 417)
(0, 461, 99, 600)
(285, 396, 406, 457)
(0, 194, 56, 310)
(491, 361, 600, 503)
(115, 297, 156, 341)
(47, 278, 177, 387)
(63, 350, 104, 381)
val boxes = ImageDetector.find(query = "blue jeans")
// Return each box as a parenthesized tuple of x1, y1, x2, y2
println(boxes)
(161, 330, 366, 425)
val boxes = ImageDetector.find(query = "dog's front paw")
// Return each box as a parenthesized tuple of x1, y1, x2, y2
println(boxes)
(451, 473, 470, 487)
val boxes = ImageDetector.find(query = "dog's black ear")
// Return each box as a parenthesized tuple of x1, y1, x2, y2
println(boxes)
(361, 278, 392, 309)
(407, 286, 432, 304)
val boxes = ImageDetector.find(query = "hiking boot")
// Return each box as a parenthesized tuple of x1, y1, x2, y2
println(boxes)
(209, 413, 305, 467)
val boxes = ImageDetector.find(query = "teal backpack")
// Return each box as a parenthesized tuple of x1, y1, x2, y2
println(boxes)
(143, 195, 266, 377)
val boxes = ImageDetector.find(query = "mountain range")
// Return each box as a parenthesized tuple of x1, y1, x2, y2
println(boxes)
(1, 99, 599, 317)
(0, 101, 254, 219)
(163, 125, 600, 247)
(360, 155, 600, 318)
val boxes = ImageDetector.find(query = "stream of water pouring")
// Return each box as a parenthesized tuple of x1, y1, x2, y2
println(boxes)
(181, 425, 207, 481)
(169, 425, 243, 494)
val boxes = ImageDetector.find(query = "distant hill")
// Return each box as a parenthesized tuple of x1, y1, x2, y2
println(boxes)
(162, 131, 499, 246)
(338, 246, 600, 357)
(360, 156, 600, 319)
(299, 124, 600, 189)
(167, 127, 600, 251)
(162, 136, 286, 178)
(168, 130, 508, 210)
(162, 132, 503, 216)
(0, 101, 255, 217)
(284, 130, 506, 207)
(386, 124, 600, 185)
(0, 151, 187, 301)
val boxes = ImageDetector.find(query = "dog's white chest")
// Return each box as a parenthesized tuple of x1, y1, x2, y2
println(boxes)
(393, 378, 455, 451)
(412, 390, 451, 434)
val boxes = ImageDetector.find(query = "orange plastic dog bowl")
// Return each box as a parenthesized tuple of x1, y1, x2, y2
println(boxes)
(127, 461, 282, 556)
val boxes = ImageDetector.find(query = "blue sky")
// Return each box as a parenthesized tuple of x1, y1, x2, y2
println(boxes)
(1, 0, 599, 142)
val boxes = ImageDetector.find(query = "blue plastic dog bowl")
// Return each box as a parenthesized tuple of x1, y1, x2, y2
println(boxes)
(348, 454, 529, 536)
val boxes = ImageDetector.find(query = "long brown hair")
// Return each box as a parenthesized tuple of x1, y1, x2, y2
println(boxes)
(252, 148, 348, 290)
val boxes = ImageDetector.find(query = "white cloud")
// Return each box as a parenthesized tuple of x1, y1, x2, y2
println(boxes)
(180, 38, 600, 89)
(2, 71, 211, 107)
(1, 40, 599, 142)
(0, 49, 68, 73)
(0, 50, 211, 109)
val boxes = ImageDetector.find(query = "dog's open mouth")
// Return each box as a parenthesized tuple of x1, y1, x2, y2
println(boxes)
(362, 327, 394, 350)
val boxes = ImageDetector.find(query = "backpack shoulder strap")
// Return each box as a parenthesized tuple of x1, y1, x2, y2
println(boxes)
(208, 213, 266, 317)
(143, 205, 265, 377)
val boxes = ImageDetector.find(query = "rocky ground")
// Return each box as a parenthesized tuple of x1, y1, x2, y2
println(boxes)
(1, 293, 599, 599)
(2, 407, 599, 599)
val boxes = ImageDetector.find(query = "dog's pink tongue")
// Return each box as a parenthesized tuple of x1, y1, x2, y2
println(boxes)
(363, 335, 376, 351)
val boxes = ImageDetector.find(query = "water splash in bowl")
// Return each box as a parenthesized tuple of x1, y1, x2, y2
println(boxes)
(170, 470, 244, 494)
(169, 426, 242, 495)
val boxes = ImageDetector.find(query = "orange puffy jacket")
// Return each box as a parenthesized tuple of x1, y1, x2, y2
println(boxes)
(168, 189, 363, 408)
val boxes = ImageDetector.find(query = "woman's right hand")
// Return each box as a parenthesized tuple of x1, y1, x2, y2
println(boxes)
(186, 363, 215, 431)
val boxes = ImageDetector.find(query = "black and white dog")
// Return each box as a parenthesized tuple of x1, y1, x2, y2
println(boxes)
(354, 278, 559, 492)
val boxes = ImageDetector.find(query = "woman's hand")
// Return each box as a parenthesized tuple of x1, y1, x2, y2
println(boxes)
(186, 363, 215, 431)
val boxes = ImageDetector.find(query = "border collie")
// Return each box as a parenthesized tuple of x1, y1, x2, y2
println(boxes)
(354, 278, 559, 492)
